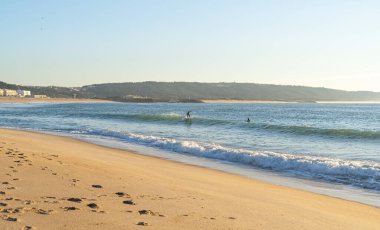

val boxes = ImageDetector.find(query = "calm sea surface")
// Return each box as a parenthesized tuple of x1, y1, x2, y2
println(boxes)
(1, 102, 379, 204)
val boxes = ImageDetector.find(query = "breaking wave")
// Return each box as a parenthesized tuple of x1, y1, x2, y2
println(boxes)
(73, 129, 380, 191)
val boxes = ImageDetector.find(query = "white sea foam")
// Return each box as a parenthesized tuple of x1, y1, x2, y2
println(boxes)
(117, 132, 380, 190)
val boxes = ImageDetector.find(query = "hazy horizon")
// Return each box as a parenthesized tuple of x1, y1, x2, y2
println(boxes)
(1, 0, 380, 91)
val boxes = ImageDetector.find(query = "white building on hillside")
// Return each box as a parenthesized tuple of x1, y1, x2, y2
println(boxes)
(2, 89, 18, 96)
(16, 90, 31, 97)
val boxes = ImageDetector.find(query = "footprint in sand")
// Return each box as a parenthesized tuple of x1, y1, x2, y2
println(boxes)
(62, 206, 79, 211)
(136, 221, 150, 226)
(67, 198, 83, 203)
(35, 209, 54, 215)
(87, 203, 99, 209)
(1, 207, 28, 214)
(22, 200, 35, 205)
(122, 200, 136, 205)
(115, 192, 131, 198)
(92, 185, 103, 189)
(41, 196, 60, 204)
(138, 210, 164, 217)
(5, 216, 18, 222)
(42, 196, 56, 199)
(44, 200, 59, 204)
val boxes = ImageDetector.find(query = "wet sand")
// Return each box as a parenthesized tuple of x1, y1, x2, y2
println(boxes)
(1, 129, 380, 229)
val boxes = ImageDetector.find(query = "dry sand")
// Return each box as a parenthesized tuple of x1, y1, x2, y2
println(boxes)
(0, 97, 109, 104)
(0, 129, 379, 230)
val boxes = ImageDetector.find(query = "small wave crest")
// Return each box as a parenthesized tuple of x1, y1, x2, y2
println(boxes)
(93, 113, 231, 125)
(109, 113, 183, 121)
(73, 112, 380, 140)
(252, 124, 380, 140)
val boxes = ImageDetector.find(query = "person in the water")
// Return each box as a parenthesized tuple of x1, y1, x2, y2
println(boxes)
(246, 117, 250, 122)
(186, 111, 191, 119)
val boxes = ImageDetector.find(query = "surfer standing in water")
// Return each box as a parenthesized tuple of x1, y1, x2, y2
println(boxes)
(186, 111, 191, 119)
(246, 117, 250, 122)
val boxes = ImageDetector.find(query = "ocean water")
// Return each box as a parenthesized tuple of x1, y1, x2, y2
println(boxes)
(1, 102, 380, 205)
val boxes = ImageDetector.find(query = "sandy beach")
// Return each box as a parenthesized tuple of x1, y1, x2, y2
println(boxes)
(0, 97, 109, 104)
(0, 129, 379, 230)
(201, 99, 293, 103)
(202, 99, 380, 104)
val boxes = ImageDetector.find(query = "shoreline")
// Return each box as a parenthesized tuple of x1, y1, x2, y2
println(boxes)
(2, 97, 379, 104)
(0, 97, 110, 104)
(202, 99, 380, 104)
(8, 127, 380, 209)
(1, 129, 380, 229)
(201, 99, 294, 103)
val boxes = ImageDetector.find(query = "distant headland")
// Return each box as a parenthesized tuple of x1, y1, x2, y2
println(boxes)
(2, 81, 380, 103)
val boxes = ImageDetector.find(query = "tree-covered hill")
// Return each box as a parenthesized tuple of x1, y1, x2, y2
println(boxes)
(2, 81, 380, 102)
(81, 82, 380, 102)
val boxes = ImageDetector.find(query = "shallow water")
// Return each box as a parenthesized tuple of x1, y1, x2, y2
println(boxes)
(1, 102, 379, 205)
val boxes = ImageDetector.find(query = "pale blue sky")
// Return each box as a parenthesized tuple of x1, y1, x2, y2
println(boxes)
(1, 0, 380, 91)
